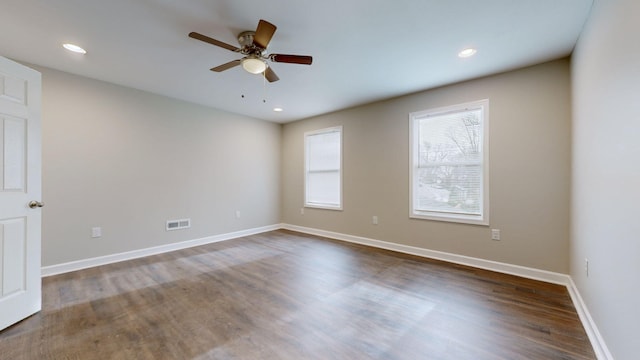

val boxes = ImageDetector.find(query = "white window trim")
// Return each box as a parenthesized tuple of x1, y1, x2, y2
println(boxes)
(304, 126, 343, 210)
(409, 99, 490, 226)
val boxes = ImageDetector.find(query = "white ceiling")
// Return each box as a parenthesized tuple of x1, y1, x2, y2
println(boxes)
(0, 0, 593, 123)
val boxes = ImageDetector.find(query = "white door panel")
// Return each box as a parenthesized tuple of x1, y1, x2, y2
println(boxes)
(0, 56, 42, 331)
(1, 217, 27, 295)
(3, 115, 27, 191)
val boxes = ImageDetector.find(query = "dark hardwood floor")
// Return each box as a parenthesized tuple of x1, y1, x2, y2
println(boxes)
(0, 230, 595, 359)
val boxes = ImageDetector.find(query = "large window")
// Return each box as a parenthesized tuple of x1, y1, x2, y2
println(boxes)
(305, 126, 342, 210)
(410, 100, 489, 225)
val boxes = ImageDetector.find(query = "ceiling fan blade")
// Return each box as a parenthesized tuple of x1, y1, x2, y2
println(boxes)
(270, 54, 313, 65)
(189, 32, 240, 52)
(264, 67, 279, 82)
(211, 59, 242, 72)
(253, 19, 277, 49)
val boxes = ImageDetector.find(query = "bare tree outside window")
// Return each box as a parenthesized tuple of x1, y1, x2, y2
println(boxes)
(410, 100, 488, 224)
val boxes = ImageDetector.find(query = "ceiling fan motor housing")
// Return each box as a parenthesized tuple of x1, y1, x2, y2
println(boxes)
(238, 31, 257, 49)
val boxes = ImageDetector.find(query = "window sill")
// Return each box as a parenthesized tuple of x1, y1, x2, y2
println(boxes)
(410, 211, 489, 226)
(305, 203, 343, 211)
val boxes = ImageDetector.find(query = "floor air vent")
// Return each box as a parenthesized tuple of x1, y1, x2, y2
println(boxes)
(166, 218, 191, 231)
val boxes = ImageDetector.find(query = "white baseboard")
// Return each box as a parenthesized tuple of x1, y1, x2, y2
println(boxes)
(43, 223, 569, 284)
(282, 223, 612, 360)
(566, 278, 614, 360)
(282, 224, 570, 285)
(41, 224, 281, 277)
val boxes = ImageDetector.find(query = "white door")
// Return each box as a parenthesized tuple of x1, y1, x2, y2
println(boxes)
(0, 56, 42, 331)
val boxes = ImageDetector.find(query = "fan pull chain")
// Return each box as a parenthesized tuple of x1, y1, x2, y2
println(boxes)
(262, 68, 267, 103)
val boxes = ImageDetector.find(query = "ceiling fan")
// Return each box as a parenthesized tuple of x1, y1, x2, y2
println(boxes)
(189, 19, 313, 82)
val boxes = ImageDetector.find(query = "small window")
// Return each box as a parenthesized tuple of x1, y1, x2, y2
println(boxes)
(305, 126, 342, 210)
(410, 100, 489, 225)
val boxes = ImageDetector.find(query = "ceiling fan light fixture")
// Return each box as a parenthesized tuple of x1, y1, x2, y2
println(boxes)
(242, 57, 267, 74)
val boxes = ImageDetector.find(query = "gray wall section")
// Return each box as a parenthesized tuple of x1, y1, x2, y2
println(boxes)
(39, 66, 281, 266)
(282, 59, 572, 274)
(571, 0, 640, 358)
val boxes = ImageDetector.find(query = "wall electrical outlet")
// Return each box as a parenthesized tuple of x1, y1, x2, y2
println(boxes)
(491, 229, 501, 241)
(235, 210, 241, 219)
(91, 227, 102, 238)
(300, 208, 304, 215)
(372, 216, 378, 225)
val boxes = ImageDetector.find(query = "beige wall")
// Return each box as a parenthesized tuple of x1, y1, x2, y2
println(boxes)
(282, 59, 572, 273)
(38, 60, 572, 273)
(39, 66, 281, 266)
(571, 0, 640, 358)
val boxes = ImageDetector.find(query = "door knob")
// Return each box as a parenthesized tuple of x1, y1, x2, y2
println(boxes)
(28, 201, 44, 209)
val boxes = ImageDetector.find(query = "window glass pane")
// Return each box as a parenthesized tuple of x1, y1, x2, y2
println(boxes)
(415, 164, 481, 215)
(418, 109, 482, 166)
(307, 131, 340, 171)
(307, 171, 340, 205)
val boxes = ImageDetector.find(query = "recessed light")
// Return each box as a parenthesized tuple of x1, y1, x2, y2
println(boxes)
(273, 107, 283, 112)
(63, 43, 87, 54)
(458, 48, 477, 58)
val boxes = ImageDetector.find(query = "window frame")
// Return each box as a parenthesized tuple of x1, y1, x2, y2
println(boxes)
(409, 99, 490, 225)
(304, 126, 343, 210)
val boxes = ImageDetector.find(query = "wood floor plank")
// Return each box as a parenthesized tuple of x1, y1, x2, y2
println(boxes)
(0, 230, 596, 359)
